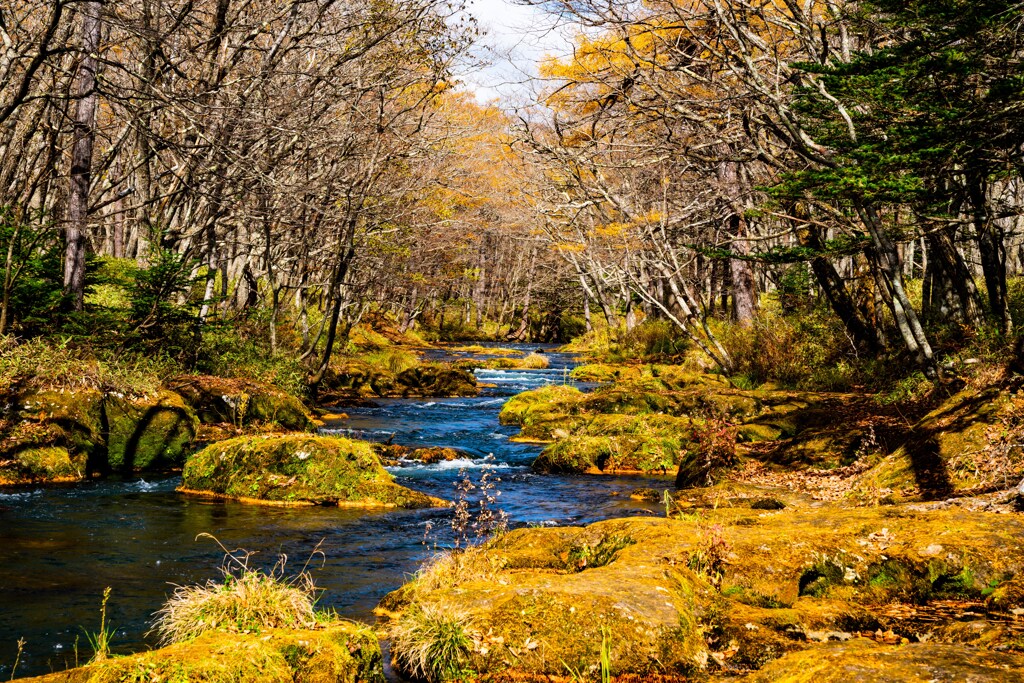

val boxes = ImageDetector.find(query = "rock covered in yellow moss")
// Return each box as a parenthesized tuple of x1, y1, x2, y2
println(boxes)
(381, 521, 709, 679)
(381, 505, 1024, 680)
(737, 639, 1024, 682)
(15, 621, 384, 683)
(180, 433, 447, 508)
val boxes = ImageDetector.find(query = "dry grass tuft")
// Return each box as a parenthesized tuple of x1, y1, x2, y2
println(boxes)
(412, 548, 505, 595)
(519, 353, 550, 369)
(389, 602, 476, 683)
(149, 535, 321, 645)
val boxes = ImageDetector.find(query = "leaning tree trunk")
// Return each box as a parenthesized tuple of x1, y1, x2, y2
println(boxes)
(64, 1, 103, 311)
(792, 216, 879, 352)
(921, 225, 984, 327)
(969, 173, 1013, 334)
(858, 203, 938, 379)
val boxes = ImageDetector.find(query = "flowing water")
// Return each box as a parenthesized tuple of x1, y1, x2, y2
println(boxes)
(0, 345, 669, 678)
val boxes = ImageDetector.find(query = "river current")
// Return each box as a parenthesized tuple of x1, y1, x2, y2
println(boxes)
(0, 344, 668, 678)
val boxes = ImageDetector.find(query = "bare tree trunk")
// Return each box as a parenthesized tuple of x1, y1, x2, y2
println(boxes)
(791, 208, 879, 351)
(970, 173, 1013, 334)
(717, 157, 758, 325)
(728, 214, 758, 325)
(64, 0, 102, 311)
(859, 203, 937, 378)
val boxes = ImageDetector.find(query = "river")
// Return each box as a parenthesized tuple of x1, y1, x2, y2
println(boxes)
(0, 345, 669, 678)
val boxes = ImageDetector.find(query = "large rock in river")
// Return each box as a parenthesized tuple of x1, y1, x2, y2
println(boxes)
(180, 434, 447, 508)
(381, 506, 1024, 680)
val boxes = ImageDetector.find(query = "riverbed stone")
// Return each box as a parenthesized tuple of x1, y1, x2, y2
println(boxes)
(16, 621, 384, 683)
(180, 433, 447, 508)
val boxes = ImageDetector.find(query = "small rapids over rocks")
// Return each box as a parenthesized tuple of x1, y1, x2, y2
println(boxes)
(0, 344, 665, 678)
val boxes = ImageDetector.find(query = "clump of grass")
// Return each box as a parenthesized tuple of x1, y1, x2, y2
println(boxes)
(361, 348, 420, 374)
(389, 602, 476, 683)
(83, 586, 115, 662)
(412, 547, 507, 595)
(519, 352, 549, 369)
(149, 535, 320, 645)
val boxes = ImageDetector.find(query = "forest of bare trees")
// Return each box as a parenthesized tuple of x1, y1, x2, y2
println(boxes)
(1, 0, 1022, 381)
(515, 0, 1024, 377)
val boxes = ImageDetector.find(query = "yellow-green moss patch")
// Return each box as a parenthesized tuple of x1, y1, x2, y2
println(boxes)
(740, 639, 1024, 682)
(180, 434, 447, 508)
(18, 622, 384, 683)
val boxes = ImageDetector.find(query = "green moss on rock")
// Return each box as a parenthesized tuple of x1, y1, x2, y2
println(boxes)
(0, 445, 85, 485)
(168, 375, 315, 431)
(18, 622, 384, 683)
(323, 361, 477, 399)
(181, 434, 447, 508)
(535, 435, 682, 474)
(104, 390, 197, 471)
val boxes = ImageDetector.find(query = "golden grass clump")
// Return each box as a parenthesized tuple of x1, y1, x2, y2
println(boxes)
(388, 602, 477, 683)
(411, 548, 505, 594)
(519, 353, 550, 369)
(150, 536, 321, 645)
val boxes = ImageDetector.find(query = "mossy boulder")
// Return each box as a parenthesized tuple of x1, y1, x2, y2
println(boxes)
(498, 385, 584, 433)
(535, 435, 683, 474)
(168, 375, 315, 431)
(739, 640, 1024, 682)
(180, 434, 447, 508)
(456, 353, 550, 371)
(0, 445, 85, 485)
(570, 364, 731, 389)
(7, 388, 104, 455)
(18, 622, 384, 683)
(858, 383, 1024, 500)
(1, 388, 198, 481)
(394, 364, 477, 397)
(382, 506, 1024, 680)
(103, 390, 198, 471)
(371, 444, 465, 466)
(324, 361, 477, 399)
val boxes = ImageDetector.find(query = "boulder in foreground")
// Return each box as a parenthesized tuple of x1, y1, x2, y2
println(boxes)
(381, 505, 1024, 681)
(180, 434, 447, 508)
(17, 622, 384, 683)
(739, 639, 1024, 682)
